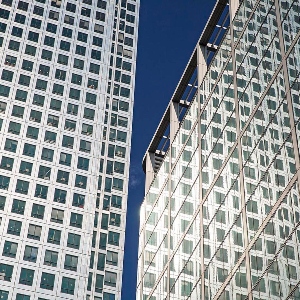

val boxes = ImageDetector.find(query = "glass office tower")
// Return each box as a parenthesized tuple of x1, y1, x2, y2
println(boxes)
(137, 0, 300, 299)
(0, 0, 139, 299)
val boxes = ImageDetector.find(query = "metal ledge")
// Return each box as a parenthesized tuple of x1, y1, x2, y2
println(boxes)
(142, 0, 229, 173)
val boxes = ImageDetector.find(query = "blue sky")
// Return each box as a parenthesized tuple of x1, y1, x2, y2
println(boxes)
(121, 1, 216, 299)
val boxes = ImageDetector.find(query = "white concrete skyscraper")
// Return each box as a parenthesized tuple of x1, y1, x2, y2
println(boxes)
(0, 0, 139, 299)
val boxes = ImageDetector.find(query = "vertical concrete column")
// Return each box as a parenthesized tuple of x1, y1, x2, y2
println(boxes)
(197, 44, 207, 300)
(145, 151, 156, 193)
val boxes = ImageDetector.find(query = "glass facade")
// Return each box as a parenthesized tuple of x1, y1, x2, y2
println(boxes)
(137, 0, 300, 299)
(0, 0, 139, 299)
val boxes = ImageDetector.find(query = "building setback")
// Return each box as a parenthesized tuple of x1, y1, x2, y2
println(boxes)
(137, 0, 300, 299)
(0, 0, 139, 299)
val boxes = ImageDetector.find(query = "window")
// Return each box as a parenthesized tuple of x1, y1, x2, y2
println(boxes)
(52, 83, 64, 95)
(23, 143, 36, 157)
(76, 45, 86, 56)
(44, 36, 55, 47)
(47, 228, 61, 245)
(64, 254, 78, 271)
(14, 13, 25, 24)
(49, 10, 59, 20)
(96, 11, 105, 21)
(64, 15, 74, 25)
(84, 108, 95, 120)
(66, 2, 76, 12)
(79, 19, 89, 29)
(28, 31, 39, 42)
(77, 157, 89, 170)
(70, 213, 83, 228)
(0, 156, 13, 171)
(23, 245, 38, 262)
(56, 170, 69, 184)
(15, 179, 29, 194)
(18, 74, 30, 86)
(72, 193, 85, 208)
(36, 79, 47, 91)
(62, 135, 74, 149)
(94, 23, 104, 33)
(47, 114, 59, 127)
(67, 233, 80, 249)
(15, 89, 27, 102)
(0, 174, 10, 190)
(16, 295, 30, 300)
(11, 199, 25, 214)
(89, 62, 100, 74)
(41, 148, 54, 161)
(28, 224, 42, 240)
(38, 166, 51, 180)
(40, 272, 55, 290)
(58, 153, 71, 167)
(4, 139, 18, 153)
(25, 44, 36, 56)
(19, 161, 32, 175)
(29, 110, 42, 122)
(54, 188, 67, 203)
(60, 40, 70, 51)
(55, 69, 66, 81)
(4, 55, 16, 67)
(44, 250, 58, 267)
(8, 40, 20, 51)
(105, 271, 117, 287)
(19, 268, 34, 286)
(79, 140, 91, 153)
(2, 69, 13, 82)
(31, 18, 41, 29)
(8, 121, 21, 135)
(106, 251, 118, 266)
(93, 36, 102, 47)
(69, 88, 80, 100)
(2, 241, 17, 258)
(0, 196, 5, 210)
(67, 103, 78, 115)
(18, 1, 28, 11)
(71, 74, 82, 85)
(77, 31, 87, 42)
(110, 213, 121, 227)
(33, 5, 44, 16)
(108, 231, 120, 246)
(87, 78, 98, 89)
(46, 23, 57, 33)
(38, 64, 50, 76)
(43, 132, 55, 145)
(81, 7, 91, 17)
(0, 22, 6, 33)
(0, 290, 8, 300)
(73, 58, 84, 70)
(41, 49, 52, 61)
(0, 263, 13, 281)
(22, 59, 34, 72)
(91, 49, 101, 60)
(61, 277, 75, 295)
(34, 184, 48, 199)
(31, 204, 45, 219)
(82, 124, 93, 136)
(57, 54, 68, 65)
(33, 94, 45, 106)
(111, 195, 122, 209)
(95, 274, 104, 293)
(50, 99, 62, 111)
(86, 92, 97, 104)
(62, 27, 72, 39)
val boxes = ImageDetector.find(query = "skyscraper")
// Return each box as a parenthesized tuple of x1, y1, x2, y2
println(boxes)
(137, 0, 300, 299)
(0, 0, 139, 299)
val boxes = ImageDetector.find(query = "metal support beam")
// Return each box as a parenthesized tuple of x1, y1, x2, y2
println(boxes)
(145, 151, 156, 193)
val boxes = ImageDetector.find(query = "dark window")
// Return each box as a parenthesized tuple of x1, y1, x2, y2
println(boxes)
(97, 0, 107, 9)
(66, 2, 76, 12)
(79, 19, 89, 29)
(49, 10, 59, 20)
(41, 49, 52, 61)
(0, 8, 10, 19)
(71, 73, 82, 85)
(38, 165, 51, 180)
(47, 228, 61, 245)
(54, 188, 67, 203)
(29, 109, 42, 122)
(55, 69, 66, 80)
(25, 44, 36, 56)
(41, 148, 54, 161)
(61, 277, 75, 295)
(47, 114, 59, 127)
(72, 193, 85, 208)
(4, 139, 17, 152)
(0, 22, 7, 33)
(57, 54, 68, 65)
(77, 157, 89, 170)
(15, 179, 29, 194)
(11, 26, 23, 37)
(93, 36, 102, 47)
(94, 24, 104, 33)
(67, 103, 78, 115)
(65, 119, 76, 131)
(70, 212, 83, 228)
(22, 59, 33, 71)
(15, 89, 27, 102)
(69, 88, 80, 100)
(67, 233, 81, 249)
(73, 58, 84, 70)
(77, 32, 87, 42)
(2, 241, 17, 258)
(31, 203, 45, 219)
(44, 131, 56, 143)
(14, 13, 25, 24)
(56, 170, 69, 184)
(44, 36, 55, 47)
(59, 152, 72, 166)
(34, 184, 48, 199)
(86, 92, 97, 104)
(89, 63, 100, 74)
(7, 219, 22, 236)
(8, 40, 20, 51)
(62, 27, 72, 38)
(26, 126, 39, 139)
(38, 64, 50, 76)
(12, 105, 24, 118)
(17, 1, 28, 11)
(96, 11, 105, 21)
(51, 208, 64, 223)
(0, 156, 13, 171)
(62, 135, 74, 149)
(19, 268, 34, 286)
(36, 79, 47, 91)
(91, 49, 101, 60)
(79, 140, 91, 153)
(76, 45, 86, 56)
(4, 55, 17, 66)
(60, 40, 70, 51)
(27, 224, 42, 240)
(1, 70, 13, 81)
(75, 174, 87, 189)
(0, 263, 13, 281)
(81, 7, 91, 17)
(31, 18, 41, 29)
(52, 83, 64, 96)
(40, 272, 55, 290)
(33, 5, 44, 16)
(87, 78, 98, 89)
(11, 199, 25, 214)
(33, 94, 45, 106)
(19, 161, 32, 175)
(64, 15, 74, 25)
(46, 23, 57, 33)
(64, 254, 78, 271)
(28, 31, 39, 42)
(84, 108, 95, 120)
